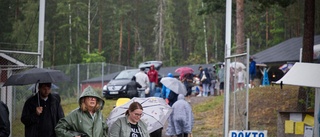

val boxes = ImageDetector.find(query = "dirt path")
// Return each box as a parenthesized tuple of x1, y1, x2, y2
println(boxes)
(160, 95, 215, 137)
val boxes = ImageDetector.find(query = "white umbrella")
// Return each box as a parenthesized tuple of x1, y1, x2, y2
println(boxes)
(106, 97, 172, 133)
(230, 62, 246, 69)
(160, 77, 187, 95)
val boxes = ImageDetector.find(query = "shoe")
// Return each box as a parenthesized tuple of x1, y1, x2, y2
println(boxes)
(196, 94, 202, 97)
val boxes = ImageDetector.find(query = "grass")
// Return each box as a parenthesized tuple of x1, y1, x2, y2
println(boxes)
(11, 85, 300, 137)
(11, 97, 117, 137)
(190, 85, 300, 137)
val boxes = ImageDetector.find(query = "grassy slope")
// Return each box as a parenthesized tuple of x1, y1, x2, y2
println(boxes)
(192, 85, 300, 137)
(12, 85, 299, 137)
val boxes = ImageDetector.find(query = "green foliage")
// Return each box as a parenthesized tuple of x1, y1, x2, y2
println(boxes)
(82, 50, 106, 63)
(1, 0, 319, 67)
(298, 87, 315, 109)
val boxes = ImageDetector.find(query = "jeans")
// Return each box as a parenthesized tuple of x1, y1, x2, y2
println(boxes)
(202, 83, 210, 97)
(138, 89, 145, 98)
(149, 82, 156, 96)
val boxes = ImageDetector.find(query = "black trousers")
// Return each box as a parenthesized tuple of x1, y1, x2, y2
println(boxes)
(177, 133, 188, 137)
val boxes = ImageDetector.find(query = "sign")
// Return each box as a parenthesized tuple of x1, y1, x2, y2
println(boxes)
(229, 130, 267, 137)
(304, 126, 313, 137)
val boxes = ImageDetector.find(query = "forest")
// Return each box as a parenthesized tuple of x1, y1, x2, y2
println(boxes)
(0, 0, 320, 68)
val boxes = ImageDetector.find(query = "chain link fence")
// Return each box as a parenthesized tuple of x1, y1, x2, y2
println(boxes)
(0, 51, 133, 136)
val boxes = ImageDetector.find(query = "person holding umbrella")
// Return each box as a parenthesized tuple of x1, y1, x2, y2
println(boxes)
(55, 86, 107, 137)
(21, 83, 64, 137)
(109, 102, 150, 137)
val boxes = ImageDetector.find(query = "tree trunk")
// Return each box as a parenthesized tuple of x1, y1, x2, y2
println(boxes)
(298, 0, 315, 111)
(118, 16, 123, 64)
(127, 22, 131, 66)
(98, 0, 102, 53)
(158, 0, 163, 61)
(265, 8, 269, 48)
(87, 0, 91, 54)
(236, 0, 244, 54)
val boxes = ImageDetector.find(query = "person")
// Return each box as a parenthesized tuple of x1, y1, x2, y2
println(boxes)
(181, 73, 193, 102)
(109, 102, 150, 137)
(249, 57, 256, 88)
(21, 83, 64, 137)
(162, 73, 173, 100)
(135, 67, 150, 98)
(128, 76, 142, 97)
(237, 68, 245, 91)
(209, 66, 217, 96)
(198, 66, 211, 97)
(218, 64, 225, 95)
(0, 101, 10, 137)
(55, 86, 107, 137)
(166, 94, 194, 137)
(147, 64, 158, 97)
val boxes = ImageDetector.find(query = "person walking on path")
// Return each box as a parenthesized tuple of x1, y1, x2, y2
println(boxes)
(198, 66, 211, 97)
(55, 86, 107, 137)
(109, 102, 150, 137)
(218, 65, 225, 95)
(21, 83, 64, 137)
(237, 68, 245, 91)
(249, 57, 256, 88)
(147, 64, 158, 97)
(209, 66, 217, 96)
(135, 67, 150, 98)
(0, 101, 10, 137)
(166, 94, 194, 137)
(181, 73, 193, 102)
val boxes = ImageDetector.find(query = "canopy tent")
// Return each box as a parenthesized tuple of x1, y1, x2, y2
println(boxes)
(276, 62, 320, 136)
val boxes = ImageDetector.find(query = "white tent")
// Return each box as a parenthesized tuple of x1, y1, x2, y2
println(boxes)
(276, 62, 320, 136)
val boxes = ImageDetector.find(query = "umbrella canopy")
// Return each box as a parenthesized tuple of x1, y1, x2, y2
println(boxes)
(230, 62, 246, 69)
(175, 67, 194, 75)
(3, 68, 71, 86)
(160, 77, 187, 95)
(27, 83, 59, 91)
(106, 97, 172, 133)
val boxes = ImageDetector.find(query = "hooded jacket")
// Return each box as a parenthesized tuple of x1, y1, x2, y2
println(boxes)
(166, 94, 194, 135)
(55, 86, 107, 137)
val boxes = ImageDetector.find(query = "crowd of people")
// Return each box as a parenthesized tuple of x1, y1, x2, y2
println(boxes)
(1, 59, 257, 137)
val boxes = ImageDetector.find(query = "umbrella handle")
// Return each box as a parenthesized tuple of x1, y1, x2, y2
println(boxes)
(35, 81, 40, 107)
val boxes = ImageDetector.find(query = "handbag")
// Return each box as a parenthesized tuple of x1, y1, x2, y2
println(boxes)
(201, 72, 207, 81)
(145, 87, 150, 94)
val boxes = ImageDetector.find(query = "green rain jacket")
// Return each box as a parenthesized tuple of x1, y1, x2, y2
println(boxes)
(55, 86, 107, 137)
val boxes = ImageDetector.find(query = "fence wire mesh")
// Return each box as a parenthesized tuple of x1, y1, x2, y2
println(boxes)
(1, 54, 133, 136)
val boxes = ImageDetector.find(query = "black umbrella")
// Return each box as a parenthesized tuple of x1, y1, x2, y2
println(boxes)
(3, 68, 71, 107)
(3, 68, 71, 86)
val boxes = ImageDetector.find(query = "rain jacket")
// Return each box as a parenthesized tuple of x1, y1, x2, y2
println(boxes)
(166, 94, 194, 136)
(0, 101, 10, 137)
(21, 93, 64, 137)
(55, 86, 107, 137)
(109, 116, 149, 137)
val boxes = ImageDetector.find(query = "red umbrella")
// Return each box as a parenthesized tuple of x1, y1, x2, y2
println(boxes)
(175, 67, 194, 74)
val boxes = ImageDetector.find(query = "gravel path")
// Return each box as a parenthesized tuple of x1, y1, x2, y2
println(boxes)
(160, 95, 215, 137)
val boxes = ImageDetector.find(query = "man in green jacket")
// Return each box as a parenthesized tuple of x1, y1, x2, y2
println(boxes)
(55, 86, 107, 137)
